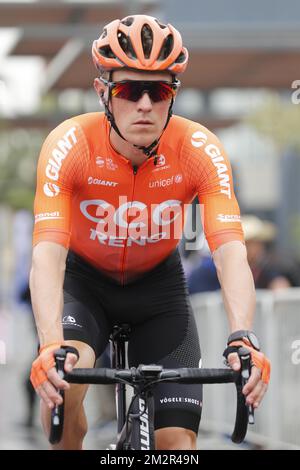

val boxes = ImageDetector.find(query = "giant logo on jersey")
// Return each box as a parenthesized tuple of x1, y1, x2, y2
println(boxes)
(191, 129, 231, 199)
(45, 126, 77, 181)
(43, 182, 60, 197)
(88, 177, 118, 187)
(80, 198, 184, 247)
(204, 144, 231, 199)
(43, 127, 78, 197)
(191, 131, 208, 148)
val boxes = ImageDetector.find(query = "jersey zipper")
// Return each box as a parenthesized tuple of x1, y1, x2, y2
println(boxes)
(120, 164, 138, 285)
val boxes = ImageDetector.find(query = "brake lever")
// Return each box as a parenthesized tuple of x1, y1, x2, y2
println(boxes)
(55, 348, 67, 379)
(238, 347, 255, 425)
(52, 349, 66, 425)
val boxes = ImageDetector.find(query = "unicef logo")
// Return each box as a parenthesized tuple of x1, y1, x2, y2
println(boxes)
(191, 131, 208, 148)
(175, 174, 183, 184)
(43, 182, 60, 197)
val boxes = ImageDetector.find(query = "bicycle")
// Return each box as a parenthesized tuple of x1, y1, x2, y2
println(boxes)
(49, 324, 254, 450)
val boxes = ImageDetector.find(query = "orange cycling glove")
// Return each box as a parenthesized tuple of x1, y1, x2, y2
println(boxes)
(224, 339, 271, 384)
(30, 342, 64, 390)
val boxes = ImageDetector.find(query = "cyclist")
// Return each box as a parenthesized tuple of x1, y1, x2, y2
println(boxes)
(30, 15, 270, 450)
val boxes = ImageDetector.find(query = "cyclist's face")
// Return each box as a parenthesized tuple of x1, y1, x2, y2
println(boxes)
(96, 69, 174, 148)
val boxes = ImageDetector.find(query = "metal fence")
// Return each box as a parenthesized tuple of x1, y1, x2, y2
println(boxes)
(191, 288, 300, 449)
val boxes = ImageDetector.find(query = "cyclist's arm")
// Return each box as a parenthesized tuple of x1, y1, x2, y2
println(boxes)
(29, 119, 89, 400)
(213, 242, 270, 408)
(29, 241, 78, 407)
(212, 240, 255, 332)
(189, 127, 255, 330)
(180, 123, 270, 403)
(30, 241, 67, 346)
(31, 118, 89, 345)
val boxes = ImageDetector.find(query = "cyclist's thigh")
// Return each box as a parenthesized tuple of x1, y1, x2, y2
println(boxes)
(62, 265, 111, 360)
(128, 302, 202, 435)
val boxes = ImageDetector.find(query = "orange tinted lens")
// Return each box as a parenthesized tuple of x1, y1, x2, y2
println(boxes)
(111, 81, 175, 102)
(151, 82, 175, 102)
(111, 82, 134, 100)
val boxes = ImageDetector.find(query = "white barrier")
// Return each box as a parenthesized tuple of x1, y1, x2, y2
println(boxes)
(191, 288, 300, 449)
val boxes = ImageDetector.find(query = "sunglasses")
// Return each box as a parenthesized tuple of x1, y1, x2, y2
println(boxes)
(101, 78, 180, 103)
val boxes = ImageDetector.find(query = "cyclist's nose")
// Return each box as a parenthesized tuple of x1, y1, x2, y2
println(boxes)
(137, 92, 153, 111)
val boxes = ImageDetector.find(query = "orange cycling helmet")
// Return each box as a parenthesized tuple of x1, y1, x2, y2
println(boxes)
(92, 14, 188, 74)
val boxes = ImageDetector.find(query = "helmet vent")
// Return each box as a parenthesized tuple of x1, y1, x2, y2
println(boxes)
(118, 31, 137, 59)
(141, 24, 153, 59)
(98, 45, 116, 59)
(154, 18, 167, 29)
(121, 16, 134, 27)
(175, 50, 186, 63)
(101, 28, 108, 39)
(158, 34, 174, 60)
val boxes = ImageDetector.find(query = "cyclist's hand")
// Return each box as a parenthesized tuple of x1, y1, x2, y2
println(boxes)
(30, 343, 79, 409)
(225, 341, 271, 409)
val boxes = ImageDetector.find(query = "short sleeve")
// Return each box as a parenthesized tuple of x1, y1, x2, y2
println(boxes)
(180, 123, 244, 252)
(32, 119, 89, 248)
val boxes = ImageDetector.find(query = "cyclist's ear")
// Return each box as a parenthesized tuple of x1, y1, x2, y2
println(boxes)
(94, 78, 105, 101)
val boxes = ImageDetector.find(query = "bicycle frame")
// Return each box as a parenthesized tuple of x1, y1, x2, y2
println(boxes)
(110, 324, 156, 450)
(127, 391, 155, 450)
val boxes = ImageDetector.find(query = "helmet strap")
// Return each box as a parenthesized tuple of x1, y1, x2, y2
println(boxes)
(103, 71, 127, 141)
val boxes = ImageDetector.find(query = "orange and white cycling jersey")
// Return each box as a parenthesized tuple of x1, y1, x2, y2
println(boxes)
(33, 112, 244, 284)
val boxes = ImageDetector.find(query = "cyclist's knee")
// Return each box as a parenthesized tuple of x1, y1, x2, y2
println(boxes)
(155, 427, 197, 450)
(40, 387, 88, 450)
(64, 403, 88, 440)
(64, 339, 96, 369)
(41, 384, 88, 433)
(53, 404, 87, 450)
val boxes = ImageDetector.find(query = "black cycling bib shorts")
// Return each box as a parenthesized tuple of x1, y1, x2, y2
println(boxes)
(62, 249, 202, 434)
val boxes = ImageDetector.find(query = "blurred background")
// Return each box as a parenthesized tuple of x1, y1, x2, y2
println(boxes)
(1, 0, 300, 450)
